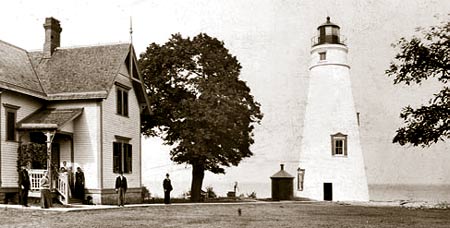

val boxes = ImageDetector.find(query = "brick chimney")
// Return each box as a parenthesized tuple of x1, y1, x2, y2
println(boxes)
(43, 17, 62, 58)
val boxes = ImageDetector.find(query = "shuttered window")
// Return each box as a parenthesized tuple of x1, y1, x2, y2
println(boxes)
(113, 142, 122, 173)
(6, 111, 16, 141)
(4, 105, 19, 141)
(113, 140, 132, 173)
(124, 144, 132, 173)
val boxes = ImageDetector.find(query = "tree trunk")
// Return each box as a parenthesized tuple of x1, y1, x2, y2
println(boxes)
(190, 163, 205, 202)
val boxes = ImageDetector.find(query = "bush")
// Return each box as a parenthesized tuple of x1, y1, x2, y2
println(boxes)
(247, 191, 257, 199)
(206, 186, 217, 199)
(141, 186, 151, 201)
(435, 201, 450, 209)
(181, 190, 191, 199)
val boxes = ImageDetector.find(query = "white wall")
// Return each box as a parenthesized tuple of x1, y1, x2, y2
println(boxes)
(1, 91, 42, 187)
(102, 66, 142, 190)
(298, 44, 369, 201)
(47, 101, 100, 189)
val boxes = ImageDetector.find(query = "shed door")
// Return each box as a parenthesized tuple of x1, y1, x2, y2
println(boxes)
(324, 183, 332, 201)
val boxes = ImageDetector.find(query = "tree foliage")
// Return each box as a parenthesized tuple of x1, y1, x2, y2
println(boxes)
(386, 19, 449, 147)
(138, 33, 263, 201)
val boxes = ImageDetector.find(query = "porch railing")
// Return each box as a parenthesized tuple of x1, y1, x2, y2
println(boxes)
(57, 172, 70, 205)
(29, 169, 45, 197)
(28, 169, 70, 205)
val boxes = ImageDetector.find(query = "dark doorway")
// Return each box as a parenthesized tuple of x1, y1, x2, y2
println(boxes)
(52, 143, 60, 169)
(324, 183, 332, 201)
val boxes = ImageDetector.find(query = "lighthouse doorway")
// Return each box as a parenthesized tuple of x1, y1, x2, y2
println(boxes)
(324, 183, 333, 201)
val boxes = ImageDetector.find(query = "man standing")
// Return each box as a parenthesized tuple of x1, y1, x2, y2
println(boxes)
(18, 165, 30, 207)
(163, 173, 173, 204)
(115, 171, 127, 207)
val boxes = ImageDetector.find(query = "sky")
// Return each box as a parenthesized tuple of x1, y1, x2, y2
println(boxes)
(1, 0, 449, 198)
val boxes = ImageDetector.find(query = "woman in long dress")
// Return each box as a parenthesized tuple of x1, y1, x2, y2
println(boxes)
(74, 167, 85, 200)
(40, 171, 52, 208)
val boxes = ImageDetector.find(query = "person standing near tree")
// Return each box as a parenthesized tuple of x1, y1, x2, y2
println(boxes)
(163, 173, 173, 204)
(115, 171, 127, 207)
(18, 165, 30, 207)
(74, 167, 85, 200)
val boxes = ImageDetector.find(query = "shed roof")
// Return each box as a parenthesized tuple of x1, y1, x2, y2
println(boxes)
(17, 108, 83, 130)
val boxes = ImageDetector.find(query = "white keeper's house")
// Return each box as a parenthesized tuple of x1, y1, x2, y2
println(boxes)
(0, 17, 149, 205)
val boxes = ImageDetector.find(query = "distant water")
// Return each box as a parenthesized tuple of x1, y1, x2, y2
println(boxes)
(369, 184, 450, 202)
(144, 180, 271, 199)
(144, 181, 450, 202)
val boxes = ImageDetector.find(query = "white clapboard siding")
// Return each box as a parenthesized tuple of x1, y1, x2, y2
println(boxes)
(102, 70, 141, 190)
(47, 101, 100, 189)
(1, 91, 43, 187)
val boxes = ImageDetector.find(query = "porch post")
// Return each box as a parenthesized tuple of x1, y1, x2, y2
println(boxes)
(45, 131, 55, 189)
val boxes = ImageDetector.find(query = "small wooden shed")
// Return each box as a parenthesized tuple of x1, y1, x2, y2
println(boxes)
(270, 164, 294, 201)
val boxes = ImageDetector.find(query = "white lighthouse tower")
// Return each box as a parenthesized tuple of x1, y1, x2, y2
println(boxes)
(297, 17, 369, 201)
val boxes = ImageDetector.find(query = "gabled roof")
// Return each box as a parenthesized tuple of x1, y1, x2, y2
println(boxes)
(17, 108, 83, 130)
(0, 40, 133, 100)
(29, 43, 130, 100)
(0, 40, 45, 97)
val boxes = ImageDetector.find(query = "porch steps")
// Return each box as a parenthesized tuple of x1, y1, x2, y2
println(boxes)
(69, 198, 83, 204)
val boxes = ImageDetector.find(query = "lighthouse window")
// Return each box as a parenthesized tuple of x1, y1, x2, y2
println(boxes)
(331, 133, 347, 156)
(335, 140, 344, 155)
(319, 52, 326, 60)
(325, 26, 332, 35)
(332, 27, 340, 36)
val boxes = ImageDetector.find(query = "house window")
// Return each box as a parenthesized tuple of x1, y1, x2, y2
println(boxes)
(319, 52, 326, 60)
(113, 139, 132, 173)
(116, 86, 129, 117)
(4, 104, 19, 141)
(331, 133, 347, 156)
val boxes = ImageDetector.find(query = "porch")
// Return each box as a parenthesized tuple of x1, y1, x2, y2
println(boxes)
(28, 169, 72, 205)
(16, 108, 84, 205)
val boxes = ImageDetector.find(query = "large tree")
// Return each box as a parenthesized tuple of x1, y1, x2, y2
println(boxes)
(386, 19, 449, 147)
(138, 33, 263, 201)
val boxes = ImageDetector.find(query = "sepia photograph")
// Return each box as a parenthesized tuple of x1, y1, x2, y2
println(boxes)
(0, 0, 449, 227)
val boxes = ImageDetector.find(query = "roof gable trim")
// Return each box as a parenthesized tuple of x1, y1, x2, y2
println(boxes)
(47, 91, 108, 100)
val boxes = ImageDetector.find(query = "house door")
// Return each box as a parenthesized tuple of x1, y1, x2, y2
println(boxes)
(324, 183, 332, 201)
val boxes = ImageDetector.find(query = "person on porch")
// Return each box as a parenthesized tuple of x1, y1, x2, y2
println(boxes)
(60, 161, 68, 173)
(18, 165, 30, 207)
(67, 166, 74, 197)
(40, 171, 52, 209)
(74, 167, 85, 200)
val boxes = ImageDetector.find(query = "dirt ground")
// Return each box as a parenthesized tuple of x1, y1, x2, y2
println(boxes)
(0, 201, 449, 228)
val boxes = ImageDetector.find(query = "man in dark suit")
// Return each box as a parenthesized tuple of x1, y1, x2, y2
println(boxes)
(115, 171, 127, 207)
(163, 173, 173, 204)
(18, 165, 31, 207)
